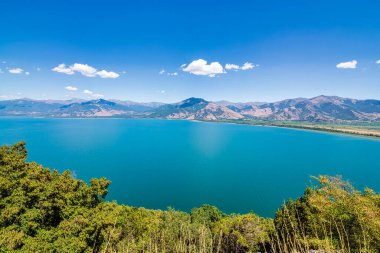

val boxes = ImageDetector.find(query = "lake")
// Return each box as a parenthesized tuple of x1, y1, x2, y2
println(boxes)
(1, 118, 379, 217)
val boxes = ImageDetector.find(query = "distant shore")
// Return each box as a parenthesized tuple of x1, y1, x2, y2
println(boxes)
(1, 116, 380, 139)
(208, 119, 380, 139)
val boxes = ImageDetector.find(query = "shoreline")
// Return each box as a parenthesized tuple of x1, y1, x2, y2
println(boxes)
(1, 116, 380, 140)
(206, 119, 380, 140)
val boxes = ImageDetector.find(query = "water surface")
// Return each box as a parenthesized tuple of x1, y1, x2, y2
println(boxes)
(1, 118, 379, 217)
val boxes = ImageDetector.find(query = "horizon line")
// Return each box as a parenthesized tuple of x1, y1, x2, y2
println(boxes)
(1, 94, 379, 104)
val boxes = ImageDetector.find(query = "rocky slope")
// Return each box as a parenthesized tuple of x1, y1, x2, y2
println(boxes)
(225, 95, 380, 121)
(153, 98, 243, 120)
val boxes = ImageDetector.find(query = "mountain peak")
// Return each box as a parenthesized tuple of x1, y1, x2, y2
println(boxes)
(309, 95, 346, 104)
(82, 99, 116, 106)
(179, 97, 208, 108)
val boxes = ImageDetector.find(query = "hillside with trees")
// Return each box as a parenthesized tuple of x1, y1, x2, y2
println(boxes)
(1, 142, 380, 252)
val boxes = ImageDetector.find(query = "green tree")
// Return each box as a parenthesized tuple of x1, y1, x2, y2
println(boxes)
(1, 142, 380, 252)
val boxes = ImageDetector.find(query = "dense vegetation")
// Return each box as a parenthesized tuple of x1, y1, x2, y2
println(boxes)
(1, 142, 380, 252)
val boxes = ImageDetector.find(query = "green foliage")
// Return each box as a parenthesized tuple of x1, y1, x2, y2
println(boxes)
(1, 142, 380, 252)
(274, 176, 380, 252)
(213, 213, 274, 252)
(191, 204, 224, 229)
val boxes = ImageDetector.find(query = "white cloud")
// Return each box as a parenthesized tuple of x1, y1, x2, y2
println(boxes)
(376, 60, 380, 64)
(70, 63, 97, 77)
(96, 70, 120, 78)
(83, 89, 93, 95)
(65, 86, 78, 91)
(336, 60, 357, 69)
(52, 64, 75, 75)
(8, 68, 24, 74)
(182, 59, 225, 77)
(160, 90, 166, 94)
(160, 69, 178, 76)
(225, 64, 240, 70)
(241, 62, 255, 70)
(25, 72, 30, 75)
(52, 63, 119, 78)
(225, 62, 257, 71)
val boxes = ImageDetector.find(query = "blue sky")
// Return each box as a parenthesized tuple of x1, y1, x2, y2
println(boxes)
(0, 0, 379, 102)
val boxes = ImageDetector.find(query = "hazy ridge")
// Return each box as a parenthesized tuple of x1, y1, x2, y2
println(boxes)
(1, 95, 380, 122)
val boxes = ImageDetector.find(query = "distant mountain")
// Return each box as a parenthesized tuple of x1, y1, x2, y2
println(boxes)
(108, 99, 165, 109)
(214, 100, 266, 109)
(0, 98, 158, 117)
(56, 99, 157, 117)
(237, 96, 380, 121)
(1, 95, 380, 122)
(0, 99, 63, 116)
(152, 97, 244, 120)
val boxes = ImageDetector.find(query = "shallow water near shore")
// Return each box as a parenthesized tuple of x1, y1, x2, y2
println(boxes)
(1, 118, 380, 217)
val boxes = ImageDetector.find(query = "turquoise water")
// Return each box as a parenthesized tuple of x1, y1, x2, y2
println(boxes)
(1, 118, 380, 217)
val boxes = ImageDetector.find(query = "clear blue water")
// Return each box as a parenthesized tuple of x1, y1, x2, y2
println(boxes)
(1, 118, 380, 217)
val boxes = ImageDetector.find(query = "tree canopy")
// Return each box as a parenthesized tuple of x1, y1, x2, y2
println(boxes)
(1, 142, 379, 252)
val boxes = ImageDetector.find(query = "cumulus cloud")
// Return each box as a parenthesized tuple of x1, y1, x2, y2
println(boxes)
(52, 64, 75, 75)
(71, 63, 97, 77)
(96, 69, 120, 78)
(83, 89, 93, 94)
(52, 63, 119, 78)
(241, 62, 255, 70)
(159, 69, 165, 75)
(168, 72, 178, 76)
(65, 86, 78, 91)
(225, 62, 257, 71)
(336, 60, 357, 69)
(225, 64, 240, 70)
(8, 68, 24, 74)
(182, 59, 225, 77)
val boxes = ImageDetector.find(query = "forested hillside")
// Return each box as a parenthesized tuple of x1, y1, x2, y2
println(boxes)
(1, 142, 380, 252)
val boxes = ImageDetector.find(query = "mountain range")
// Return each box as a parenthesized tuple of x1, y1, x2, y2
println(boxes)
(1, 95, 380, 122)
